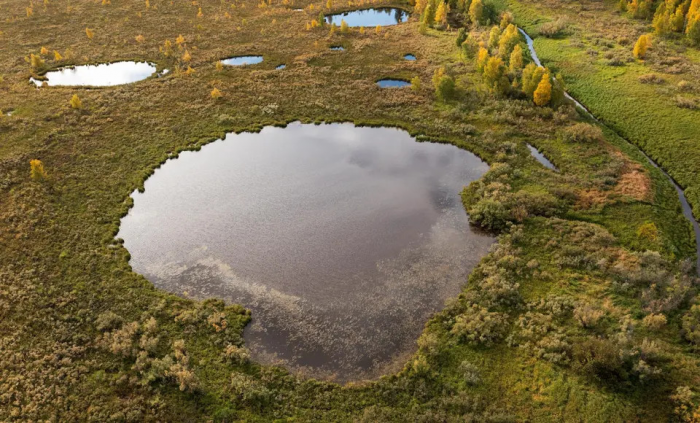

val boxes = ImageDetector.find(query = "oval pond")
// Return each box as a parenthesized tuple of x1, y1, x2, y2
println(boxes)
(377, 79, 410, 88)
(221, 56, 263, 66)
(119, 122, 493, 382)
(30, 61, 156, 87)
(325, 7, 409, 27)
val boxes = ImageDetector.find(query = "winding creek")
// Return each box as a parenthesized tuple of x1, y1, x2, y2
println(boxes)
(119, 122, 493, 382)
(521, 29, 700, 272)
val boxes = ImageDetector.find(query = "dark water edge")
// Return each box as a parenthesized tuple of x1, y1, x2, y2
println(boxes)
(119, 122, 494, 382)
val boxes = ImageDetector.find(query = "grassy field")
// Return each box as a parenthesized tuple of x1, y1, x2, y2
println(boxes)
(502, 0, 700, 219)
(1, 0, 700, 420)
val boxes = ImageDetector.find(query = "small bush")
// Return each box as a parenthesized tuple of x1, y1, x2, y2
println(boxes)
(681, 305, 700, 345)
(574, 304, 605, 328)
(70, 94, 82, 109)
(539, 18, 568, 38)
(30, 159, 48, 181)
(223, 344, 250, 365)
(642, 313, 667, 330)
(95, 311, 123, 331)
(456, 28, 467, 47)
(562, 123, 604, 143)
(451, 304, 508, 346)
(675, 96, 697, 109)
(459, 361, 481, 385)
(411, 76, 421, 92)
(677, 80, 694, 92)
(468, 198, 510, 231)
(572, 337, 628, 383)
(638, 73, 665, 84)
(636, 222, 658, 242)
(435, 75, 455, 101)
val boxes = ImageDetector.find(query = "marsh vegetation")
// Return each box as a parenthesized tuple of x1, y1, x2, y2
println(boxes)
(2, 0, 700, 420)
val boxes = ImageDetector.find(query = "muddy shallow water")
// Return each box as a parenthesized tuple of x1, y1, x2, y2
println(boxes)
(119, 122, 493, 382)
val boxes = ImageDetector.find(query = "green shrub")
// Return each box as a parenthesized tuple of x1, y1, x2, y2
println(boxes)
(572, 337, 629, 383)
(468, 198, 510, 231)
(681, 304, 700, 346)
(562, 123, 604, 143)
(435, 75, 455, 101)
(451, 303, 508, 345)
(538, 18, 568, 38)
(456, 28, 467, 47)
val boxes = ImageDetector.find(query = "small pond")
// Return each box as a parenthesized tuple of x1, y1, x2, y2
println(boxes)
(404, 54, 417, 61)
(30, 61, 156, 87)
(527, 144, 557, 171)
(276, 64, 286, 70)
(325, 7, 409, 27)
(221, 56, 263, 66)
(119, 122, 493, 382)
(330, 46, 345, 51)
(377, 79, 410, 88)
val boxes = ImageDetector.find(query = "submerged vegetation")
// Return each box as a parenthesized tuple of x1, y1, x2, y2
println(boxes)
(1, 0, 699, 421)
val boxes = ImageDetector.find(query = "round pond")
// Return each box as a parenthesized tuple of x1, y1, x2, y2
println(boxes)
(119, 122, 493, 382)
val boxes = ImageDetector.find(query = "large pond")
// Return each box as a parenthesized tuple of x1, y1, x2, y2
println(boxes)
(325, 8, 409, 27)
(30, 61, 156, 86)
(119, 122, 493, 382)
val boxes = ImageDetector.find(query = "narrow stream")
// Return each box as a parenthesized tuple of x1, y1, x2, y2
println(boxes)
(520, 28, 700, 273)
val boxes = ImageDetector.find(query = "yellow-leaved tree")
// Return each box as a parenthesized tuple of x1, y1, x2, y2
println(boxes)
(509, 44, 523, 73)
(633, 34, 651, 59)
(30, 54, 45, 70)
(85, 27, 94, 39)
(30, 159, 47, 181)
(476, 47, 489, 71)
(533, 72, 552, 106)
(414, 0, 427, 15)
(211, 88, 222, 99)
(70, 94, 82, 109)
(468, 0, 483, 25)
(434, 2, 448, 27)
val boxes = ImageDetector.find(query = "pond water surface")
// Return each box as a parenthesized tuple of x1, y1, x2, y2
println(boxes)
(377, 79, 410, 88)
(221, 56, 263, 66)
(30, 61, 156, 86)
(527, 144, 557, 171)
(119, 122, 493, 382)
(325, 8, 409, 27)
(404, 54, 417, 61)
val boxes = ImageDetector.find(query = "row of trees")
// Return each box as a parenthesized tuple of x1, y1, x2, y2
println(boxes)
(414, 0, 486, 29)
(624, 0, 700, 44)
(462, 17, 565, 106)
